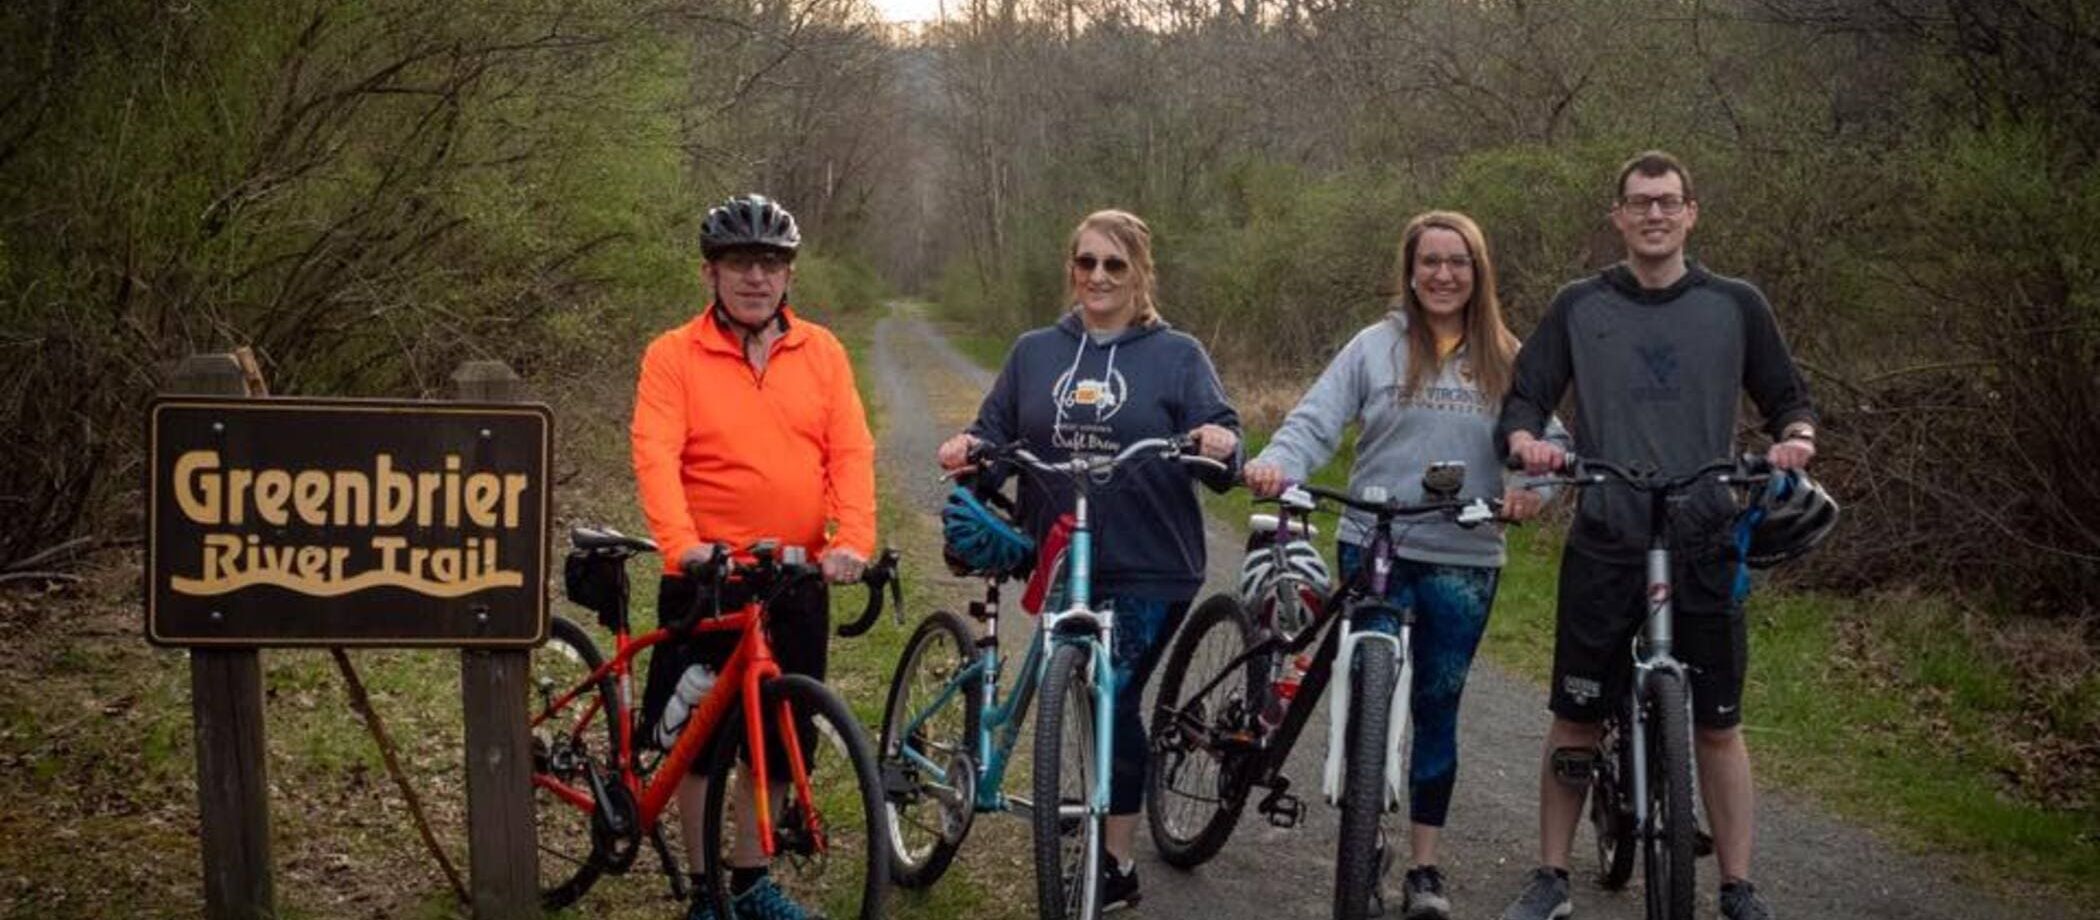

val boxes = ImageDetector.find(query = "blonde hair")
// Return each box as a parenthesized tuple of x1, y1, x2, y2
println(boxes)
(1064, 209, 1161, 327)
(1390, 210, 1520, 400)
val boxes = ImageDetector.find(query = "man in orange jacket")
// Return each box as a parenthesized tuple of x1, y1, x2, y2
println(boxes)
(630, 194, 876, 920)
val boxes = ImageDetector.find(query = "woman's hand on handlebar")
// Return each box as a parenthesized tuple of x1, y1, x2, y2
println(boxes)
(821, 546, 868, 584)
(937, 432, 981, 473)
(1185, 423, 1239, 461)
(1501, 484, 1545, 522)
(1242, 459, 1289, 498)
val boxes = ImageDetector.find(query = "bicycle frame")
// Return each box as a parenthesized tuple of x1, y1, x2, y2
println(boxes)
(1165, 486, 1495, 814)
(888, 578, 1047, 812)
(533, 567, 818, 861)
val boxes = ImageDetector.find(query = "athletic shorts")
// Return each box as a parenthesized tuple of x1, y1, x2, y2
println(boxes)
(1548, 546, 1747, 730)
(641, 573, 830, 774)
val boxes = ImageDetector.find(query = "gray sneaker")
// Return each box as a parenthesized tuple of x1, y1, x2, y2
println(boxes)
(1401, 865, 1452, 919)
(1498, 868, 1572, 920)
(1720, 880, 1773, 920)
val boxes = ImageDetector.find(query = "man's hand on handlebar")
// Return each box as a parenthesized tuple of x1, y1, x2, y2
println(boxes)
(1767, 436, 1815, 471)
(1242, 459, 1288, 498)
(1508, 430, 1567, 476)
(677, 542, 728, 574)
(821, 546, 869, 584)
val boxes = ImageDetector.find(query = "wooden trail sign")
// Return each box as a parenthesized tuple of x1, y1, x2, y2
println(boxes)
(147, 396, 552, 647)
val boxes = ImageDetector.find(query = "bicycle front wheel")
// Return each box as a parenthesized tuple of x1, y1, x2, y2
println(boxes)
(528, 615, 619, 910)
(1034, 640, 1103, 920)
(877, 609, 984, 888)
(698, 674, 889, 920)
(1145, 592, 1258, 868)
(1644, 670, 1697, 920)
(1334, 641, 1400, 920)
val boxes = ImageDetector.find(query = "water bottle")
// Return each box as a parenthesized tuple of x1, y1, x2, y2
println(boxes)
(1259, 653, 1312, 731)
(655, 664, 716, 749)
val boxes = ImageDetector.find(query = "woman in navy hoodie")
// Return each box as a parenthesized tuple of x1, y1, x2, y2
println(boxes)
(937, 208, 1242, 910)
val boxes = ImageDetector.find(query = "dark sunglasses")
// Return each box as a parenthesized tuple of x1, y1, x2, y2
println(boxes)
(1071, 254, 1130, 276)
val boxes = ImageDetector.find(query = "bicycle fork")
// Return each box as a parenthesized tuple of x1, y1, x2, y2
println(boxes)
(1320, 624, 1413, 812)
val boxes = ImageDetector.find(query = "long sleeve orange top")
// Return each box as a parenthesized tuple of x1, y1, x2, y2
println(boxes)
(631, 306, 878, 575)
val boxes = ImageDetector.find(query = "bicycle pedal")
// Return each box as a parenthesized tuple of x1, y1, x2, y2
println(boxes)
(1259, 790, 1304, 828)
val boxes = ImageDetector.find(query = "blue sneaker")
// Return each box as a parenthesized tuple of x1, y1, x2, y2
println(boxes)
(686, 894, 723, 920)
(732, 876, 816, 920)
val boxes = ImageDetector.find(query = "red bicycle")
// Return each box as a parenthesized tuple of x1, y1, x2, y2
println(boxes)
(533, 526, 899, 917)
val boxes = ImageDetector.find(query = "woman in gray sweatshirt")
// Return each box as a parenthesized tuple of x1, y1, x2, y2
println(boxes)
(1243, 210, 1562, 920)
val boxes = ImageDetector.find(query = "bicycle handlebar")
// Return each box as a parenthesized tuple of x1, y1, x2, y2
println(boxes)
(964, 435, 1228, 480)
(835, 547, 903, 638)
(1293, 482, 1503, 527)
(672, 541, 903, 638)
(1505, 452, 1775, 492)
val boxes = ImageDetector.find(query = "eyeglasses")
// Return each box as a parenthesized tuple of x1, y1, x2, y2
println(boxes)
(1618, 194, 1690, 216)
(1071, 254, 1130, 276)
(715, 250, 793, 274)
(1416, 254, 1474, 274)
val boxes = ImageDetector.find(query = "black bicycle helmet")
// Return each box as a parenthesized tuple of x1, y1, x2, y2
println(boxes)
(1740, 470, 1839, 568)
(941, 484, 1036, 579)
(700, 194, 801, 259)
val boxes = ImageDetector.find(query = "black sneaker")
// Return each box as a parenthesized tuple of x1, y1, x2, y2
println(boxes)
(1401, 865, 1452, 920)
(1497, 867, 1572, 920)
(1719, 879, 1774, 920)
(1101, 857, 1142, 913)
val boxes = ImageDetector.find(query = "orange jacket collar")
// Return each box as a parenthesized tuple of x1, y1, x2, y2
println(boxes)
(687, 303, 808, 355)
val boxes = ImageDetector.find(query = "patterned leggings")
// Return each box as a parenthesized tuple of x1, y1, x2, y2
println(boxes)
(1100, 595, 1190, 815)
(1336, 544, 1500, 827)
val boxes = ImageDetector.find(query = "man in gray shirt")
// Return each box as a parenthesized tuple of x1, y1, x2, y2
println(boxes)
(1495, 152, 1818, 920)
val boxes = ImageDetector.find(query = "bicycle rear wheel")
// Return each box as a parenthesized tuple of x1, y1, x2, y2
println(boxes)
(1145, 592, 1258, 869)
(1034, 640, 1103, 920)
(1643, 671, 1697, 920)
(1333, 641, 1400, 920)
(1591, 716, 1637, 889)
(528, 616, 620, 910)
(877, 609, 983, 888)
(698, 674, 889, 920)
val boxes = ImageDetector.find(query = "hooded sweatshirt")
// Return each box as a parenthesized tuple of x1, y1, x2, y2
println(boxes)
(968, 312, 1242, 601)
(1254, 313, 1567, 568)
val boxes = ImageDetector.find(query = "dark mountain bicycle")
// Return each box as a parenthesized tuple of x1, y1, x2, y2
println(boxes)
(1145, 463, 1499, 920)
(534, 527, 900, 917)
(1513, 453, 1783, 920)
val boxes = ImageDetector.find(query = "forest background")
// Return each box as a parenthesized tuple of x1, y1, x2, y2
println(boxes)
(1, 0, 2095, 912)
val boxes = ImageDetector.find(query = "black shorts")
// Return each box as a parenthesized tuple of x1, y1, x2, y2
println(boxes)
(641, 573, 830, 774)
(1548, 546, 1748, 730)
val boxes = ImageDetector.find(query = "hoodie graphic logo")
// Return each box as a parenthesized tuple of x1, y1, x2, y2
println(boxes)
(1053, 369, 1127, 423)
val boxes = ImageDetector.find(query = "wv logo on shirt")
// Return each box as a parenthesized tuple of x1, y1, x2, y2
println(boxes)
(1631, 340, 1683, 402)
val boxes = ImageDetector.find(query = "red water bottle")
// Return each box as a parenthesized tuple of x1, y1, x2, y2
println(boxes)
(1259, 654, 1312, 731)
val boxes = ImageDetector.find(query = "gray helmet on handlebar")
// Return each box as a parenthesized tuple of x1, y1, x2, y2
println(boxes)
(700, 194, 801, 259)
(1740, 470, 1839, 568)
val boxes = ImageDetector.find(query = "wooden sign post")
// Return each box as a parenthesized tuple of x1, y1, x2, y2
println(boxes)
(169, 354, 274, 919)
(453, 360, 539, 918)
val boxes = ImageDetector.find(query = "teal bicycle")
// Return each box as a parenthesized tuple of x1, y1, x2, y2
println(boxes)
(877, 436, 1223, 920)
